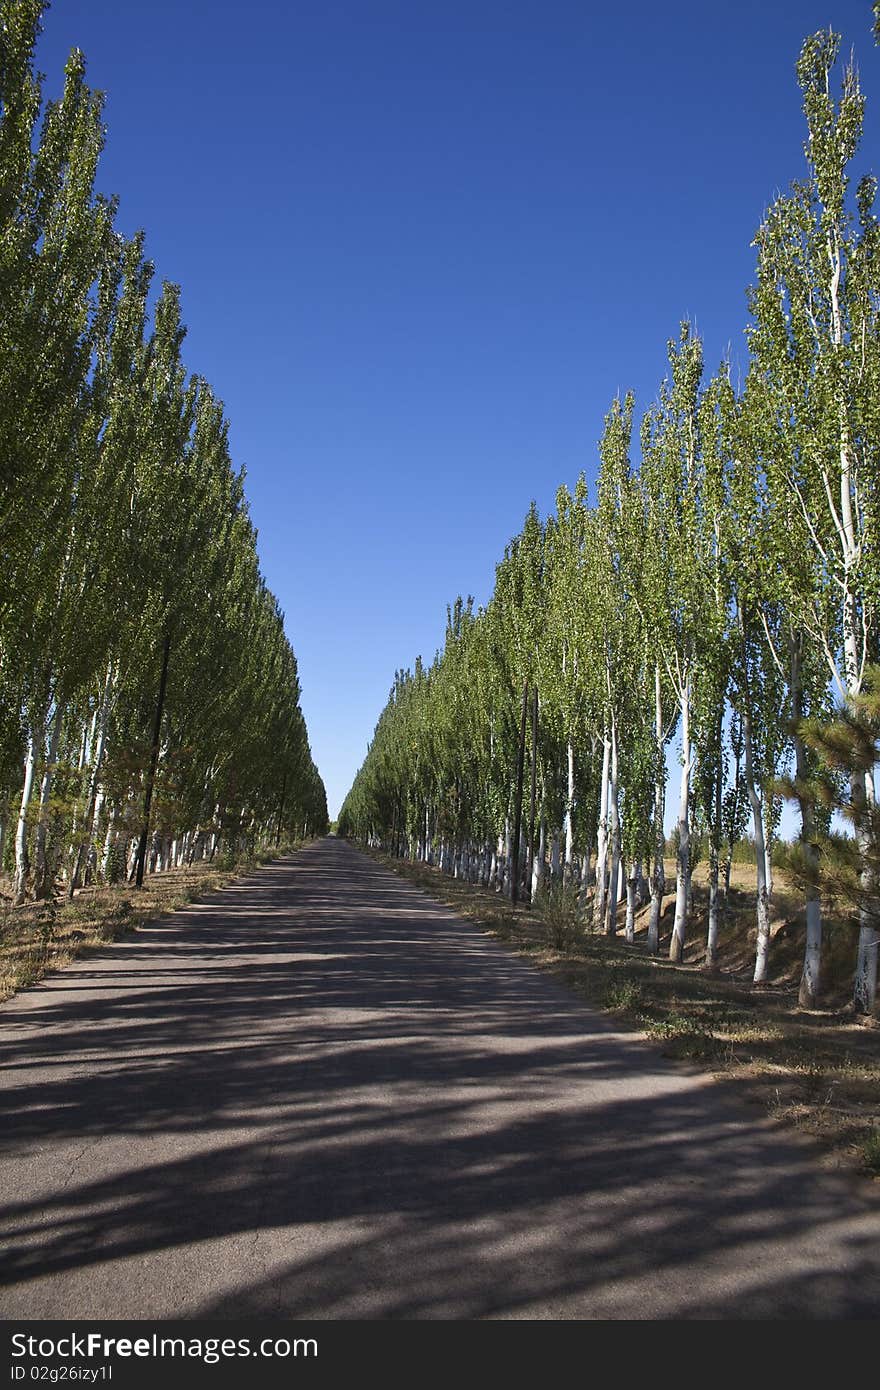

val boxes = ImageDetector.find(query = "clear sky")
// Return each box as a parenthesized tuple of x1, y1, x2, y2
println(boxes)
(33, 1, 880, 818)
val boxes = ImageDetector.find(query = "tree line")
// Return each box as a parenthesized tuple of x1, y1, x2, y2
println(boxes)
(1, 1, 327, 904)
(339, 27, 880, 1016)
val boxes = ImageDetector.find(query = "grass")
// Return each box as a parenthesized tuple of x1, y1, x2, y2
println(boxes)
(862, 1130, 880, 1175)
(367, 849, 880, 1182)
(0, 841, 301, 1002)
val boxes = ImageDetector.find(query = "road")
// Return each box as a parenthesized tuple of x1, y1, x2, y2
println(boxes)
(1, 837, 878, 1319)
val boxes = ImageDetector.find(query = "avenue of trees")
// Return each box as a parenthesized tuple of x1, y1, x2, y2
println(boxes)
(0, 1, 327, 902)
(340, 26, 880, 1016)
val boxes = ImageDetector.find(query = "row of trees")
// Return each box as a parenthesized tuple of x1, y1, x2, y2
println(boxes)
(1, 1, 327, 902)
(340, 27, 879, 1015)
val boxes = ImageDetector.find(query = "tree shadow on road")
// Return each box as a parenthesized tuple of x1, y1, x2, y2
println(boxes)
(1, 840, 878, 1318)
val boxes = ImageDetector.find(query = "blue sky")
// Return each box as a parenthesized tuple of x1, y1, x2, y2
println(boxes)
(34, 1, 880, 818)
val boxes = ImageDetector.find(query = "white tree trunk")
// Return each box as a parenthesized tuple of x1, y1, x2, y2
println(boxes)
(532, 820, 546, 899)
(577, 847, 592, 920)
(564, 741, 575, 880)
(604, 724, 620, 936)
(791, 641, 824, 1009)
(742, 698, 772, 984)
(501, 819, 511, 894)
(101, 805, 118, 880)
(625, 862, 637, 943)
(648, 665, 666, 954)
(34, 709, 62, 899)
(706, 840, 720, 967)
(801, 897, 823, 1009)
(550, 830, 560, 883)
(593, 733, 611, 930)
(669, 678, 691, 962)
(13, 734, 38, 904)
(854, 767, 878, 1014)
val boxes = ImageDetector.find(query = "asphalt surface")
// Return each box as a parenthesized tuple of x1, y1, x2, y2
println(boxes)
(1, 836, 879, 1319)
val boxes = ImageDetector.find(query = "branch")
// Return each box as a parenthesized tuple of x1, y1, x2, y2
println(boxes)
(787, 472, 833, 571)
(819, 464, 847, 556)
(757, 605, 788, 679)
(817, 625, 847, 702)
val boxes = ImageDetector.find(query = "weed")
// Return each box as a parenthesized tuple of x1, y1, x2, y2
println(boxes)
(860, 1130, 880, 1175)
(603, 976, 644, 1013)
(535, 883, 582, 951)
(644, 1012, 719, 1059)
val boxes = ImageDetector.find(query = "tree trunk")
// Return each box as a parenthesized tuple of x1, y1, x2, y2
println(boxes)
(648, 666, 666, 954)
(604, 720, 620, 937)
(706, 841, 720, 968)
(593, 733, 611, 930)
(742, 695, 772, 985)
(702, 704, 723, 968)
(625, 861, 637, 943)
(100, 804, 118, 880)
(852, 766, 878, 1015)
(501, 819, 511, 894)
(275, 770, 287, 847)
(669, 677, 691, 962)
(12, 732, 37, 904)
(789, 637, 823, 1008)
(550, 829, 560, 883)
(526, 685, 538, 905)
(564, 740, 575, 882)
(511, 680, 529, 904)
(135, 631, 171, 889)
(33, 707, 62, 899)
(532, 819, 546, 900)
(69, 670, 114, 896)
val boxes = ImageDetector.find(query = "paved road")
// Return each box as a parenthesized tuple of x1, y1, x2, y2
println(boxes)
(1, 837, 879, 1319)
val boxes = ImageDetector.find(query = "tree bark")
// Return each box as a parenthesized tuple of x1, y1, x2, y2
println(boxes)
(742, 695, 771, 985)
(33, 707, 62, 899)
(275, 770, 287, 848)
(135, 631, 171, 889)
(526, 685, 538, 905)
(12, 732, 37, 905)
(669, 677, 691, 962)
(593, 733, 611, 930)
(604, 719, 620, 936)
(625, 861, 637, 943)
(69, 669, 114, 896)
(564, 740, 575, 882)
(789, 637, 823, 1008)
(648, 664, 666, 954)
(511, 680, 529, 904)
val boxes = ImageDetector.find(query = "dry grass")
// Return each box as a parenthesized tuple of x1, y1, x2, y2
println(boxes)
(369, 850, 880, 1182)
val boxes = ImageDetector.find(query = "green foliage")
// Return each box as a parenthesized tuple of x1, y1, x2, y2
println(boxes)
(861, 1129, 880, 1175)
(603, 976, 644, 1012)
(0, 4, 327, 901)
(644, 1013, 718, 1060)
(791, 667, 880, 932)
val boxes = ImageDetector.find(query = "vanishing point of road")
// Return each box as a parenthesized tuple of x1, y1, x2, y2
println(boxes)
(1, 837, 879, 1319)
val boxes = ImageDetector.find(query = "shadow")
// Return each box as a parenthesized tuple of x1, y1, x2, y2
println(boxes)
(1, 838, 879, 1319)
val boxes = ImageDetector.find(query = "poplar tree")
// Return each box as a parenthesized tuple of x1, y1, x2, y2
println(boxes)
(749, 31, 880, 1010)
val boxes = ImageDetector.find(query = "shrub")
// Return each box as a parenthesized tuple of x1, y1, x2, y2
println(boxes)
(535, 882, 581, 951)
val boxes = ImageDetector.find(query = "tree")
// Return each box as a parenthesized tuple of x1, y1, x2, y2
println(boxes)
(748, 30, 880, 1010)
